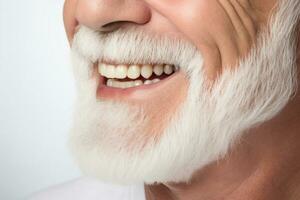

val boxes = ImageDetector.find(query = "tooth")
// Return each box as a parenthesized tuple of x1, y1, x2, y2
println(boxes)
(141, 65, 153, 79)
(111, 80, 121, 88)
(105, 64, 116, 78)
(100, 63, 107, 77)
(107, 79, 113, 87)
(153, 64, 163, 76)
(117, 82, 125, 89)
(174, 65, 179, 71)
(134, 80, 143, 86)
(120, 82, 127, 89)
(115, 65, 127, 79)
(112, 80, 122, 88)
(125, 81, 135, 88)
(127, 65, 141, 79)
(152, 78, 160, 83)
(164, 64, 173, 75)
(144, 80, 152, 85)
(98, 63, 103, 74)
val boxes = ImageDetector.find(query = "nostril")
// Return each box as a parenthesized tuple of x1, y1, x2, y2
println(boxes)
(100, 21, 132, 33)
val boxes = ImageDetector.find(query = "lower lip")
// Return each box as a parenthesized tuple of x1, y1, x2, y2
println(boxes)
(96, 72, 180, 100)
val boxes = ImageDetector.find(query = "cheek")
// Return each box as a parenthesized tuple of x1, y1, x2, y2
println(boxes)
(150, 0, 230, 46)
(148, 0, 237, 80)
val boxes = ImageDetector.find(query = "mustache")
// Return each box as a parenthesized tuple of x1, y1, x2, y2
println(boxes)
(71, 26, 199, 70)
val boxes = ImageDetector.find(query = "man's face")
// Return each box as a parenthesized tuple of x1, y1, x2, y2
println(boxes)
(63, 0, 299, 184)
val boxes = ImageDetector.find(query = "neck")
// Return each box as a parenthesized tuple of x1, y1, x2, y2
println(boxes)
(145, 92, 300, 200)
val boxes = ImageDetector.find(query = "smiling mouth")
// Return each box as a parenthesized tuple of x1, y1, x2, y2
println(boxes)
(98, 62, 178, 88)
(96, 62, 180, 100)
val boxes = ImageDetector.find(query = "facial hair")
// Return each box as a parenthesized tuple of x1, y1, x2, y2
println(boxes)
(69, 0, 299, 184)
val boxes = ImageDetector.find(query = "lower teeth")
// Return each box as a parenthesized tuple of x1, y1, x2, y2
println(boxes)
(106, 78, 161, 88)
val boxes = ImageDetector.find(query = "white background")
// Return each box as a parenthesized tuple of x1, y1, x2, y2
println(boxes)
(0, 0, 81, 199)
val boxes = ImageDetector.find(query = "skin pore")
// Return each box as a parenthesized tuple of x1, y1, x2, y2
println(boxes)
(63, 0, 300, 200)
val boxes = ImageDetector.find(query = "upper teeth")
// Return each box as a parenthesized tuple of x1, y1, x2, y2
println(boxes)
(98, 63, 175, 80)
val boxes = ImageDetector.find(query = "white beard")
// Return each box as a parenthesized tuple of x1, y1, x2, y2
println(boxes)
(69, 0, 299, 184)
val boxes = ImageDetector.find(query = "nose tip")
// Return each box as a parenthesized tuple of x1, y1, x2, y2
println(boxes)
(75, 0, 151, 32)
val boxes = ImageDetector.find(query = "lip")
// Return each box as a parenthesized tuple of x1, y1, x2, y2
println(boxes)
(96, 71, 182, 101)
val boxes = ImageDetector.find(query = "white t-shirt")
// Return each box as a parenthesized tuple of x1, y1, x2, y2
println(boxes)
(28, 177, 146, 200)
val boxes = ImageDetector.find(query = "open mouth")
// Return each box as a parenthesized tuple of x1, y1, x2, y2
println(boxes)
(98, 62, 178, 89)
(95, 59, 187, 100)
